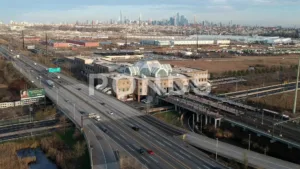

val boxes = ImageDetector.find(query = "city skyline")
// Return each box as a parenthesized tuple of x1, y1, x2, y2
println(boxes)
(1, 0, 300, 26)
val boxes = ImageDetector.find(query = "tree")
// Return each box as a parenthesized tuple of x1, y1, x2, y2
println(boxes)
(73, 142, 86, 158)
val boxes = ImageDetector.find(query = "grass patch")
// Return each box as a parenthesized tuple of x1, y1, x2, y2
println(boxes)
(153, 111, 183, 128)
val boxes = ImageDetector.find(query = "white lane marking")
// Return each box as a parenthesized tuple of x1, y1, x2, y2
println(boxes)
(174, 152, 185, 159)
(149, 156, 159, 163)
(179, 150, 191, 158)
(120, 134, 126, 139)
(115, 135, 121, 140)
(141, 156, 150, 163)
(155, 140, 165, 147)
(163, 140, 173, 146)
(202, 165, 210, 169)
(126, 145, 135, 151)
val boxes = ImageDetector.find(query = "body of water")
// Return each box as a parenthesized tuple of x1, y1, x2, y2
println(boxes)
(17, 148, 58, 169)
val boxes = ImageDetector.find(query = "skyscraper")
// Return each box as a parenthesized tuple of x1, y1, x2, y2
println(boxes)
(120, 10, 123, 24)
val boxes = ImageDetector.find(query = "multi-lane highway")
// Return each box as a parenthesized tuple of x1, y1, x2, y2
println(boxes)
(0, 46, 226, 169)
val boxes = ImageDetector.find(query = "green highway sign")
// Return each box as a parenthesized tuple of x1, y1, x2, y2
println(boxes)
(48, 67, 61, 73)
(28, 89, 45, 97)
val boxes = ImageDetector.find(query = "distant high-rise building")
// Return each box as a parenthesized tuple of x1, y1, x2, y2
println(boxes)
(176, 13, 180, 26)
(120, 10, 123, 24)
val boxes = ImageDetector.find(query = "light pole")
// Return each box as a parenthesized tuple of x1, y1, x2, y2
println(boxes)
(248, 134, 251, 151)
(215, 138, 218, 161)
(73, 103, 76, 120)
(192, 114, 195, 132)
(90, 146, 93, 169)
(261, 109, 264, 125)
(200, 114, 203, 133)
(56, 88, 59, 105)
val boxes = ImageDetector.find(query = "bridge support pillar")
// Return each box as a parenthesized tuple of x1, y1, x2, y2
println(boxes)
(175, 105, 177, 111)
(196, 114, 199, 122)
(205, 115, 208, 125)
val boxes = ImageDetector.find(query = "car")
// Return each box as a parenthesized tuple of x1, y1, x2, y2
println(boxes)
(79, 111, 85, 115)
(147, 150, 154, 155)
(109, 112, 113, 115)
(132, 126, 140, 131)
(77, 88, 81, 90)
(65, 99, 69, 102)
(100, 102, 105, 105)
(138, 148, 146, 155)
(102, 128, 108, 133)
(141, 99, 151, 104)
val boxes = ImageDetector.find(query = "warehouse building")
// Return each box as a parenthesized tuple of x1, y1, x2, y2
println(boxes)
(140, 39, 230, 46)
(47, 40, 70, 48)
(67, 39, 99, 47)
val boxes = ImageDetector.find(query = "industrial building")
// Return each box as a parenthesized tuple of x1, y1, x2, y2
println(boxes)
(140, 39, 230, 46)
(66, 39, 99, 47)
(64, 56, 210, 102)
(23, 36, 40, 42)
(94, 50, 144, 62)
(187, 35, 292, 44)
(45, 40, 70, 48)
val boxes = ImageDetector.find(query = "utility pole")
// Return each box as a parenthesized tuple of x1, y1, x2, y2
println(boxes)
(196, 27, 199, 54)
(22, 30, 25, 50)
(293, 57, 300, 114)
(45, 33, 48, 57)
(248, 134, 251, 151)
(215, 138, 218, 161)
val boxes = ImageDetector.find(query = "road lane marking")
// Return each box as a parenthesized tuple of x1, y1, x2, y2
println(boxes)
(202, 165, 210, 169)
(126, 145, 135, 151)
(149, 156, 159, 163)
(141, 156, 150, 163)
(115, 135, 121, 140)
(174, 152, 185, 159)
(180, 150, 191, 158)
(163, 140, 172, 146)
(120, 134, 126, 139)
(155, 140, 165, 147)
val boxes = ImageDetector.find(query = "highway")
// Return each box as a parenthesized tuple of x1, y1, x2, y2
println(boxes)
(184, 133, 300, 169)
(0, 46, 226, 169)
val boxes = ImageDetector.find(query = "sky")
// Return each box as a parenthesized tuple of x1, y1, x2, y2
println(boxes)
(1, 0, 300, 26)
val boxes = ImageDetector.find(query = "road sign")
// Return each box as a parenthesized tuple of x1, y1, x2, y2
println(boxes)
(21, 88, 45, 100)
(48, 67, 61, 73)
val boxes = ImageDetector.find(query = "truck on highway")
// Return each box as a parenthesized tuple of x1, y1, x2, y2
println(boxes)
(46, 80, 55, 88)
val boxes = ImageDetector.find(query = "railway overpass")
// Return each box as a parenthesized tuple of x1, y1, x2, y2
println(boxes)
(159, 94, 300, 149)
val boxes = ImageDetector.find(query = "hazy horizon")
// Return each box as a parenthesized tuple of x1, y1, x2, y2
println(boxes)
(1, 0, 300, 27)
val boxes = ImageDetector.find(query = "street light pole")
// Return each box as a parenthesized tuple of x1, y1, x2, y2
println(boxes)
(200, 114, 203, 133)
(192, 114, 195, 132)
(248, 134, 251, 151)
(73, 103, 76, 120)
(56, 88, 58, 105)
(261, 110, 264, 125)
(216, 138, 218, 161)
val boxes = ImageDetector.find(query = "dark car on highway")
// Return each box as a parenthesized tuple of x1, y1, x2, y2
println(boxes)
(139, 147, 146, 155)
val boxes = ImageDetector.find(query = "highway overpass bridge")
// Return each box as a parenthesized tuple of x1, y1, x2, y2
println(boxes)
(1, 46, 227, 169)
